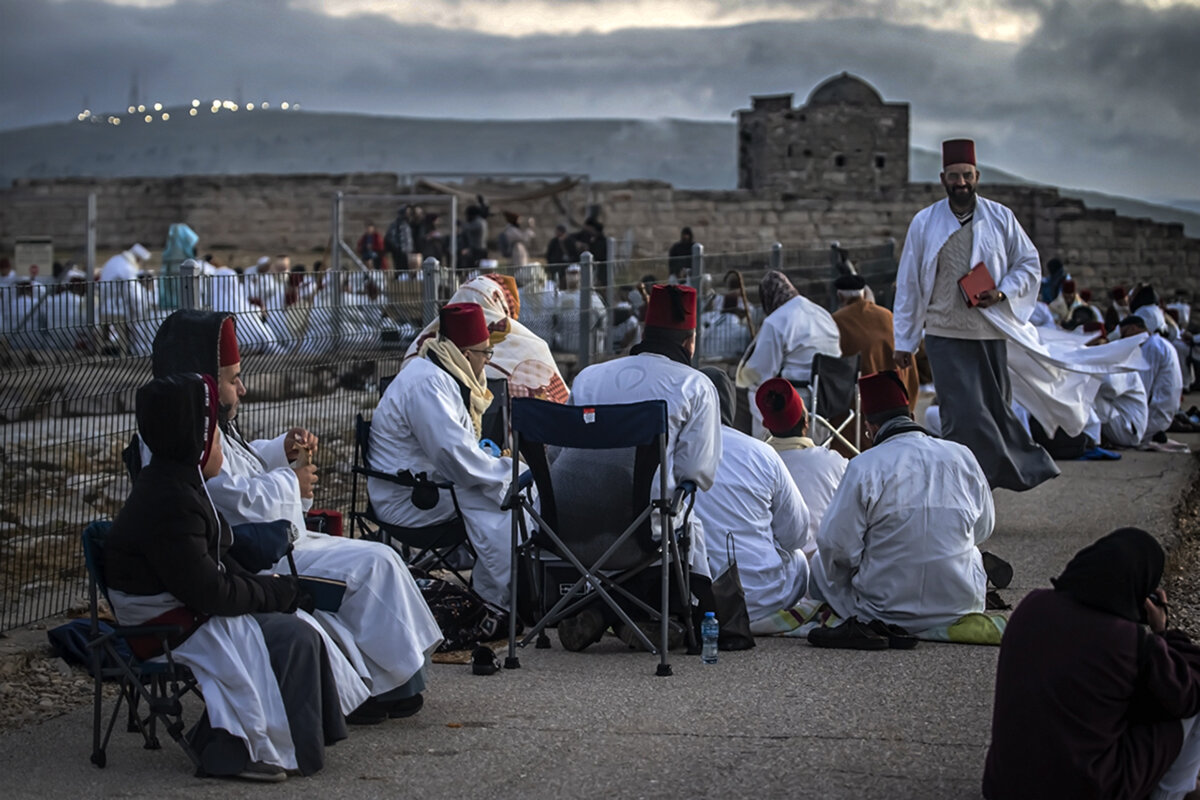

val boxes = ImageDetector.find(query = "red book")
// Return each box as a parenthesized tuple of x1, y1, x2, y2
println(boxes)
(958, 262, 996, 307)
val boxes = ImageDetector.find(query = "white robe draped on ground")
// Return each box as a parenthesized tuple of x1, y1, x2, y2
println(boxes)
(693, 427, 811, 623)
(810, 423, 994, 633)
(205, 428, 444, 695)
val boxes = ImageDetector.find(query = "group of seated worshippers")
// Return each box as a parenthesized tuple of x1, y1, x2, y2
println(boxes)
(105, 310, 444, 782)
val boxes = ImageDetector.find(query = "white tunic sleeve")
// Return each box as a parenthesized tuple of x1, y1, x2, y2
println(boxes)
(892, 212, 929, 353)
(206, 432, 307, 536)
(768, 451, 811, 554)
(673, 378, 722, 492)
(814, 462, 870, 592)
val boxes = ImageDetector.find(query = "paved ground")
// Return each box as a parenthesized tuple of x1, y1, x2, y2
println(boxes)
(1, 425, 1197, 799)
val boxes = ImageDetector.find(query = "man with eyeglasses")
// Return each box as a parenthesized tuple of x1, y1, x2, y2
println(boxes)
(892, 138, 1058, 492)
(370, 302, 525, 611)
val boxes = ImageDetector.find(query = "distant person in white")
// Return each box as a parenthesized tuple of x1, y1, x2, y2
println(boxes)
(1119, 315, 1182, 447)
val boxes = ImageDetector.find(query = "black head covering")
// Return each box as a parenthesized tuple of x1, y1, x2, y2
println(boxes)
(1051, 527, 1164, 622)
(136, 373, 218, 467)
(1119, 314, 1147, 330)
(151, 309, 232, 380)
(700, 366, 735, 427)
(1130, 284, 1159, 312)
(834, 274, 866, 291)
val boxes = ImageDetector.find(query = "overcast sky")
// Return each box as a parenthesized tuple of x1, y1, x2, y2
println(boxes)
(1, 0, 1198, 204)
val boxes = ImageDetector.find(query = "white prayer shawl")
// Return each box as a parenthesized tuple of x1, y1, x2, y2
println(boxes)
(692, 427, 811, 622)
(369, 355, 518, 609)
(812, 429, 994, 632)
(767, 436, 848, 556)
(894, 196, 1148, 436)
(207, 428, 444, 694)
(736, 294, 841, 436)
(1139, 334, 1184, 441)
(108, 590, 368, 771)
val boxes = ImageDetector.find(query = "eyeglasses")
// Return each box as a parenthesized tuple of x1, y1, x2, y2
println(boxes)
(466, 347, 495, 359)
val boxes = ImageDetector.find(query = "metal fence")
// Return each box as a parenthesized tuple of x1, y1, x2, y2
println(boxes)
(0, 239, 895, 631)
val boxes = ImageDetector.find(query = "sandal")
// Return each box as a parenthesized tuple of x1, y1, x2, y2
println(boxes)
(471, 645, 501, 676)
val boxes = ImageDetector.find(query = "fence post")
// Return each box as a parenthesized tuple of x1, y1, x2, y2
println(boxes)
(604, 235, 617, 356)
(330, 193, 345, 346)
(689, 243, 704, 365)
(771, 241, 783, 272)
(578, 251, 594, 370)
(85, 193, 97, 327)
(179, 259, 196, 310)
(421, 257, 439, 326)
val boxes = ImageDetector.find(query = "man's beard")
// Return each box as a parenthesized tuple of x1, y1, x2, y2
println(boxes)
(946, 183, 976, 209)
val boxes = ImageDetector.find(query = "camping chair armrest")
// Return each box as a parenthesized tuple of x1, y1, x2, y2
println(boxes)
(501, 470, 534, 511)
(670, 480, 698, 517)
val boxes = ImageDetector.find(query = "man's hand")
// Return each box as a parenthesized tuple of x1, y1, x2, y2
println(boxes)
(285, 427, 319, 461)
(894, 350, 913, 370)
(975, 289, 1007, 309)
(1145, 589, 1169, 634)
(292, 463, 318, 499)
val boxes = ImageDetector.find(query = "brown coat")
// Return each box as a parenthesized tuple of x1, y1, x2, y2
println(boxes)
(833, 298, 919, 411)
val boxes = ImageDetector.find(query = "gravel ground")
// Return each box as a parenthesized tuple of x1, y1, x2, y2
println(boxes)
(1162, 454, 1200, 637)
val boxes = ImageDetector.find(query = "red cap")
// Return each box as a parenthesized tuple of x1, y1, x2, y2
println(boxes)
(859, 370, 910, 418)
(439, 302, 490, 348)
(1111, 285, 1127, 301)
(1082, 321, 1105, 333)
(1079, 289, 1092, 302)
(219, 317, 240, 367)
(1062, 279, 1076, 293)
(756, 378, 805, 432)
(644, 284, 697, 330)
(942, 139, 976, 167)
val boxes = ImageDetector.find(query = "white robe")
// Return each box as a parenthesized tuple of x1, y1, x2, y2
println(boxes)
(810, 427, 994, 632)
(368, 356, 520, 610)
(736, 294, 842, 438)
(894, 196, 1147, 437)
(692, 427, 811, 622)
(205, 428, 444, 696)
(766, 436, 848, 556)
(108, 590, 369, 772)
(569, 351, 722, 577)
(1138, 334, 1184, 442)
(1093, 371, 1149, 448)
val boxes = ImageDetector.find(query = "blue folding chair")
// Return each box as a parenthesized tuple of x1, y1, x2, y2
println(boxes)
(504, 398, 696, 677)
(81, 520, 202, 770)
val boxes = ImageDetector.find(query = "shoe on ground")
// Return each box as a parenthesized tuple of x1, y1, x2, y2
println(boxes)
(865, 619, 919, 650)
(471, 645, 501, 675)
(234, 762, 288, 783)
(807, 616, 888, 650)
(981, 551, 1013, 589)
(616, 618, 686, 652)
(986, 590, 1012, 611)
(385, 692, 424, 718)
(346, 698, 389, 725)
(556, 606, 607, 652)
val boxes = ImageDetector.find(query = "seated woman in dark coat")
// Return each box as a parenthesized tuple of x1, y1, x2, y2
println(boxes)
(983, 528, 1200, 800)
(104, 373, 369, 781)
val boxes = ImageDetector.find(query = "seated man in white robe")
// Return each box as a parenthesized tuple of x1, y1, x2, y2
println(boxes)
(370, 302, 527, 612)
(756, 378, 848, 554)
(693, 368, 813, 635)
(1119, 315, 1183, 448)
(561, 284, 720, 650)
(1092, 371, 1149, 449)
(808, 370, 995, 649)
(150, 311, 443, 726)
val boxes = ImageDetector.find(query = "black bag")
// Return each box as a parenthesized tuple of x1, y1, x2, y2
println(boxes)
(228, 519, 293, 573)
(711, 533, 755, 651)
(413, 569, 508, 652)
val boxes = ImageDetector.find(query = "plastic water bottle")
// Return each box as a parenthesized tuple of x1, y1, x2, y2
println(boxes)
(701, 612, 719, 664)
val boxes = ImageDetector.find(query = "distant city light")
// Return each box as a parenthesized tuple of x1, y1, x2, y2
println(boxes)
(261, 101, 270, 109)
(246, 103, 255, 111)
(153, 102, 163, 111)
(191, 99, 200, 107)
(137, 104, 145, 112)
(280, 102, 289, 110)
(144, 115, 152, 123)
(111, 117, 121, 126)
(189, 108, 198, 116)
(127, 105, 136, 114)
(161, 112, 169, 120)
(211, 106, 218, 113)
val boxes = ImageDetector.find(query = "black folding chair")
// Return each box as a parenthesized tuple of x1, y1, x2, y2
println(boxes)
(349, 413, 475, 587)
(808, 353, 861, 454)
(504, 398, 696, 677)
(81, 520, 202, 770)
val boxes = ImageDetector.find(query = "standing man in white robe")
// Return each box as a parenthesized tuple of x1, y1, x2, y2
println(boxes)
(809, 371, 994, 646)
(692, 368, 812, 634)
(1119, 315, 1183, 447)
(370, 302, 526, 611)
(150, 310, 443, 725)
(756, 378, 847, 554)
(893, 138, 1058, 492)
(736, 270, 842, 439)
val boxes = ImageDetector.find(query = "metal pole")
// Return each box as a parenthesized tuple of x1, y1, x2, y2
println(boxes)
(421, 257, 439, 326)
(179, 259, 196, 310)
(331, 192, 344, 347)
(689, 243, 704, 365)
(604, 235, 617, 356)
(578, 251, 594, 370)
(85, 193, 97, 327)
(771, 241, 783, 272)
(449, 195, 458, 281)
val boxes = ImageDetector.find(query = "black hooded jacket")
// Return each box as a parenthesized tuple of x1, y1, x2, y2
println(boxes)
(104, 373, 296, 615)
(151, 309, 231, 380)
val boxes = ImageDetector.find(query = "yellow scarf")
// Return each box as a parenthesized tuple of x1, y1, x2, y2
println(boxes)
(766, 435, 816, 452)
(421, 337, 493, 440)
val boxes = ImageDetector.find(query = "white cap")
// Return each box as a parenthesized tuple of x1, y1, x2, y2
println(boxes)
(66, 268, 87, 280)
(131, 243, 151, 261)
(257, 256, 271, 267)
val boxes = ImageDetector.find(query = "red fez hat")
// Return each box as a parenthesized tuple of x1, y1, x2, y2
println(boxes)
(644, 284, 697, 331)
(1062, 279, 1076, 293)
(756, 378, 805, 432)
(942, 139, 976, 167)
(219, 317, 240, 367)
(859, 370, 910, 418)
(439, 302, 490, 348)
(1111, 285, 1128, 301)
(1082, 321, 1105, 333)
(1079, 289, 1092, 302)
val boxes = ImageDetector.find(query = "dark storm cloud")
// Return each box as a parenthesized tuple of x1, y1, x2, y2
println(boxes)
(0, 0, 1196, 199)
